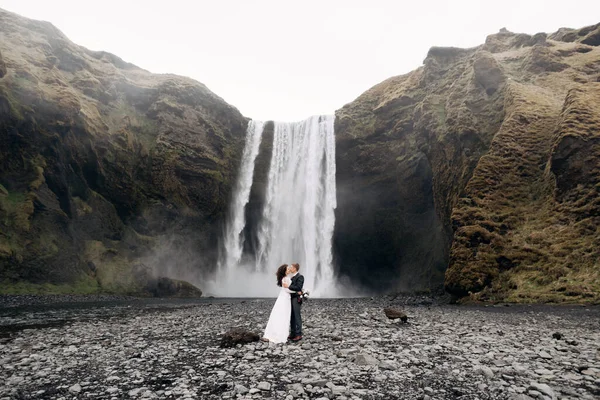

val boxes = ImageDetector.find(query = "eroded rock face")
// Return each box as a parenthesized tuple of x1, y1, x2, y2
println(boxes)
(0, 50, 6, 78)
(335, 46, 506, 293)
(335, 24, 600, 302)
(0, 9, 247, 293)
(549, 22, 600, 46)
(1, 7, 598, 303)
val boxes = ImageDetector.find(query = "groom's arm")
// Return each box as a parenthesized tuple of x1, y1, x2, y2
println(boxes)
(288, 275, 304, 292)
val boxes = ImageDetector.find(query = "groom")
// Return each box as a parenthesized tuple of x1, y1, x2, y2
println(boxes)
(283, 263, 303, 341)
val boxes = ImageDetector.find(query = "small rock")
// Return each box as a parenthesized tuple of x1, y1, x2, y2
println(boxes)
(509, 395, 535, 400)
(379, 360, 396, 370)
(538, 351, 552, 360)
(289, 383, 305, 394)
(257, 381, 271, 391)
(234, 385, 249, 394)
(581, 368, 600, 377)
(353, 354, 379, 366)
(474, 365, 494, 379)
(528, 382, 556, 400)
(18, 357, 32, 366)
(535, 368, 552, 376)
(551, 332, 562, 340)
(332, 385, 346, 395)
(128, 388, 144, 396)
(69, 384, 81, 394)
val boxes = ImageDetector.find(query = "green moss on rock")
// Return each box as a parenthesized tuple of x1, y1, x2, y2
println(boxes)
(336, 22, 600, 302)
(0, 8, 247, 295)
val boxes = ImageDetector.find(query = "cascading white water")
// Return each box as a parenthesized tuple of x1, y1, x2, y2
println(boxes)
(255, 115, 337, 296)
(208, 115, 337, 297)
(218, 120, 264, 281)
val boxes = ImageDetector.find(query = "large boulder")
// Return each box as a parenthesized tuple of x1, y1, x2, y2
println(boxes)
(220, 328, 260, 348)
(145, 277, 203, 298)
(383, 308, 408, 322)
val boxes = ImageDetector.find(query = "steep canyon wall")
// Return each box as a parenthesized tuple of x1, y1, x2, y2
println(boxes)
(0, 9, 247, 294)
(334, 24, 600, 302)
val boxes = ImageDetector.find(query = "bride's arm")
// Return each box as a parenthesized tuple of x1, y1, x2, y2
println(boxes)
(283, 277, 295, 293)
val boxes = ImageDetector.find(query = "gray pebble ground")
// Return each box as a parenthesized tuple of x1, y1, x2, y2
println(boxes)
(1, 297, 599, 399)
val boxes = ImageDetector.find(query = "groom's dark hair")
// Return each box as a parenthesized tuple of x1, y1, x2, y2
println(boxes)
(292, 263, 300, 272)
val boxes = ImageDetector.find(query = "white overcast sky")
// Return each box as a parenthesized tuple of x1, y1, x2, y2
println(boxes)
(2, 1, 599, 121)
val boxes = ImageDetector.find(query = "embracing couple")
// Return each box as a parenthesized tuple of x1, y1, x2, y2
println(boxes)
(262, 263, 304, 343)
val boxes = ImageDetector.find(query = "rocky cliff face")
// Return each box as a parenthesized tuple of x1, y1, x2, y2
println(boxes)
(335, 23, 600, 302)
(0, 9, 247, 294)
(2, 7, 598, 302)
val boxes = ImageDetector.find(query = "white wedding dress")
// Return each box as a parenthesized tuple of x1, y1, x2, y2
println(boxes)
(263, 276, 293, 343)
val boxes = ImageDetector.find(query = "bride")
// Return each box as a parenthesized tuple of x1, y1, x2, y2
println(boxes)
(263, 264, 296, 343)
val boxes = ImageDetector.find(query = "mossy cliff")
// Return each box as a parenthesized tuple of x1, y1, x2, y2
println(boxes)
(0, 9, 247, 295)
(335, 23, 600, 302)
(2, 7, 599, 302)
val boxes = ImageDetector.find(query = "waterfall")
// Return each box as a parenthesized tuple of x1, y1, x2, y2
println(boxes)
(255, 115, 337, 295)
(209, 115, 337, 297)
(218, 120, 264, 279)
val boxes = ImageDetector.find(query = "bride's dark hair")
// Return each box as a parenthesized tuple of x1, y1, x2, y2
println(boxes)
(276, 264, 288, 287)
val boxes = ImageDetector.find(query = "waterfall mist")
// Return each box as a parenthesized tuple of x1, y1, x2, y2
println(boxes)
(207, 116, 339, 297)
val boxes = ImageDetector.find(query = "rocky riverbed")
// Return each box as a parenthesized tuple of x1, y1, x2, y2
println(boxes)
(1, 297, 599, 400)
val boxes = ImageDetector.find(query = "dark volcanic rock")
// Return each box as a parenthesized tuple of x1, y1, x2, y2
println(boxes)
(1, 298, 600, 399)
(383, 307, 408, 322)
(0, 8, 247, 293)
(0, 50, 6, 78)
(334, 46, 502, 294)
(146, 277, 203, 298)
(220, 328, 260, 348)
(549, 22, 600, 47)
(335, 23, 600, 303)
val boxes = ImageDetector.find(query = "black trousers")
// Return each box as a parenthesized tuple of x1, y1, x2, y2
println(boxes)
(290, 297, 302, 336)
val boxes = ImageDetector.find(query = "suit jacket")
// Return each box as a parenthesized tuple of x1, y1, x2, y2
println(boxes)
(289, 273, 304, 297)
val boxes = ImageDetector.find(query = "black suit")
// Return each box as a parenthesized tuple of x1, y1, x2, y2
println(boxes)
(288, 273, 304, 337)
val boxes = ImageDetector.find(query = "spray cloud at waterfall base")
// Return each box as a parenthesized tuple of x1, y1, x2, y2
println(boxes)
(206, 116, 339, 297)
